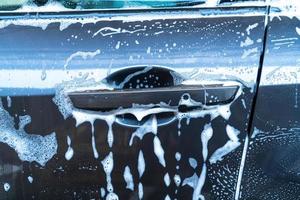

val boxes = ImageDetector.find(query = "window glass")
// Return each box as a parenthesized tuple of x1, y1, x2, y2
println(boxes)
(0, 0, 207, 11)
(219, 0, 264, 4)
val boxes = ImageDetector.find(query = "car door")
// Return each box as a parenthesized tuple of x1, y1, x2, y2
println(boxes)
(0, 1, 267, 199)
(239, 1, 300, 199)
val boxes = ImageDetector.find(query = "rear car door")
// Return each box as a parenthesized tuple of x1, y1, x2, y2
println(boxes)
(239, 1, 300, 199)
(0, 1, 267, 199)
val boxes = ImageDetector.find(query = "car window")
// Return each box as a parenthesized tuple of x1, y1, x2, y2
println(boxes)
(0, 0, 207, 11)
(219, 0, 264, 3)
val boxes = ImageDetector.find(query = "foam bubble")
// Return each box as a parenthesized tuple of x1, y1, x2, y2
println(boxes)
(27, 176, 33, 183)
(0, 102, 57, 166)
(138, 150, 145, 178)
(3, 183, 10, 192)
(123, 166, 134, 191)
(153, 136, 166, 167)
(164, 173, 171, 187)
(65, 136, 74, 160)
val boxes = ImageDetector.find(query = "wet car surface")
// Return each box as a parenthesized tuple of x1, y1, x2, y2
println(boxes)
(0, 0, 299, 199)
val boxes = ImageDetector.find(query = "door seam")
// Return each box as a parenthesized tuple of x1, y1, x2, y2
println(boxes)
(234, 5, 271, 200)
(247, 5, 271, 136)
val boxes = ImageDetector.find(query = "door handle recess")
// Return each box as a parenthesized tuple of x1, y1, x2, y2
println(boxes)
(68, 66, 239, 127)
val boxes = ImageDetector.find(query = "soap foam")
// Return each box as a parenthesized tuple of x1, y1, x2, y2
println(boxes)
(0, 101, 57, 166)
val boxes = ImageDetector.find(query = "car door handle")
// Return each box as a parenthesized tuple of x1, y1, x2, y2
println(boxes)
(68, 66, 239, 127)
(68, 84, 239, 112)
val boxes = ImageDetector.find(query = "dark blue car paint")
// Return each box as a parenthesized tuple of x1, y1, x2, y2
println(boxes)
(0, 2, 299, 200)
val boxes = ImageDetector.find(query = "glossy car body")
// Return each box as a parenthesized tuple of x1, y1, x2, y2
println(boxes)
(0, 0, 299, 199)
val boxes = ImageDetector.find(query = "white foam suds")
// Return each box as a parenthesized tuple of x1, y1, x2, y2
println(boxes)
(65, 136, 74, 160)
(189, 123, 213, 200)
(91, 125, 99, 159)
(115, 41, 121, 50)
(175, 152, 181, 161)
(193, 164, 206, 200)
(64, 49, 101, 70)
(129, 116, 157, 146)
(106, 192, 119, 200)
(27, 176, 33, 183)
(241, 47, 258, 59)
(153, 136, 166, 167)
(93, 27, 121, 37)
(138, 150, 145, 178)
(182, 173, 199, 189)
(101, 152, 118, 199)
(251, 127, 262, 139)
(137, 150, 145, 200)
(0, 101, 57, 166)
(3, 183, 10, 192)
(72, 102, 175, 123)
(217, 104, 232, 120)
(209, 125, 241, 164)
(100, 187, 106, 198)
(245, 23, 258, 35)
(106, 116, 115, 148)
(138, 182, 143, 199)
(72, 106, 175, 149)
(201, 124, 213, 161)
(240, 37, 254, 47)
(6, 96, 11, 108)
(164, 173, 171, 187)
(189, 158, 198, 169)
(69, 89, 123, 148)
(174, 174, 181, 187)
(123, 166, 134, 191)
(19, 115, 31, 130)
(164, 195, 171, 200)
(93, 27, 146, 38)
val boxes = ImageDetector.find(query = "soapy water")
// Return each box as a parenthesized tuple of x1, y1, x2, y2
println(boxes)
(48, 72, 246, 198)
(3, 183, 10, 192)
(0, 69, 247, 198)
(27, 176, 33, 184)
(0, 1, 297, 198)
(209, 125, 241, 164)
(123, 166, 134, 191)
(137, 150, 145, 199)
(129, 115, 157, 146)
(64, 49, 101, 70)
(153, 136, 166, 167)
(65, 135, 74, 160)
(164, 173, 171, 187)
(174, 174, 182, 187)
(101, 152, 119, 199)
(0, 67, 246, 197)
(192, 124, 213, 200)
(6, 96, 11, 108)
(0, 101, 58, 166)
